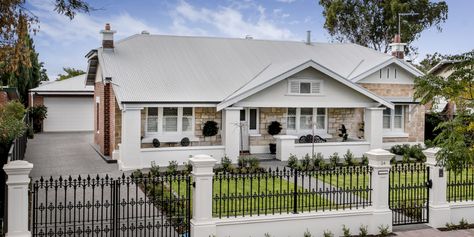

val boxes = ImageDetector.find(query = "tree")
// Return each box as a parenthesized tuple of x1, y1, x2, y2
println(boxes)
(57, 67, 85, 81)
(1, 35, 49, 105)
(416, 52, 447, 73)
(414, 50, 474, 169)
(0, 0, 90, 74)
(319, 0, 448, 53)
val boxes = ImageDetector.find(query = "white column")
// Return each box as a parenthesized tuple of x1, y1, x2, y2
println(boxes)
(424, 147, 450, 228)
(223, 107, 242, 163)
(4, 160, 33, 237)
(366, 149, 392, 234)
(189, 155, 217, 237)
(365, 107, 384, 149)
(274, 135, 297, 161)
(119, 107, 143, 170)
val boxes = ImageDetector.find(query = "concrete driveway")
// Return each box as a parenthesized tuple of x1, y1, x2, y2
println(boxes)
(24, 132, 119, 178)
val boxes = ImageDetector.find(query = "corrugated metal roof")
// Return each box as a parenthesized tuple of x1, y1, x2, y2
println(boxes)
(98, 34, 406, 103)
(31, 74, 92, 92)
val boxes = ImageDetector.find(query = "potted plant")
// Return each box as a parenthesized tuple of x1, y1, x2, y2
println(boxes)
(267, 121, 282, 154)
(28, 105, 47, 133)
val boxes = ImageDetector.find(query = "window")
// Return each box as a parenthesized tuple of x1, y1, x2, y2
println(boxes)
(240, 110, 246, 121)
(249, 109, 257, 130)
(163, 107, 178, 132)
(288, 79, 323, 95)
(182, 107, 193, 132)
(287, 108, 327, 132)
(147, 107, 158, 132)
(96, 102, 100, 132)
(240, 108, 259, 133)
(383, 105, 404, 132)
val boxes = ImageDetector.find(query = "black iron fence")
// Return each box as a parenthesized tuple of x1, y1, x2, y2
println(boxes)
(212, 166, 373, 218)
(447, 164, 474, 202)
(30, 174, 191, 237)
(389, 163, 430, 226)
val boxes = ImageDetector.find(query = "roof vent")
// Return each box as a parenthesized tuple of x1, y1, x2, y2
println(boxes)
(245, 35, 253, 39)
(141, 30, 150, 35)
(306, 30, 311, 45)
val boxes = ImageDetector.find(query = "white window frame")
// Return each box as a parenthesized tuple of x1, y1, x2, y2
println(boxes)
(145, 107, 195, 136)
(286, 108, 327, 134)
(287, 78, 324, 95)
(383, 105, 405, 133)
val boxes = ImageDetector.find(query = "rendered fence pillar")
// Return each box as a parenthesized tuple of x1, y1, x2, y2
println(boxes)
(365, 107, 384, 149)
(424, 147, 450, 228)
(119, 107, 143, 170)
(3, 160, 33, 237)
(366, 149, 393, 234)
(223, 107, 242, 163)
(189, 155, 217, 237)
(274, 135, 297, 161)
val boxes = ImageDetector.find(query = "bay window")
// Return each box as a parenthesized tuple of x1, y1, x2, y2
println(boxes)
(383, 105, 405, 133)
(145, 107, 194, 134)
(287, 107, 327, 133)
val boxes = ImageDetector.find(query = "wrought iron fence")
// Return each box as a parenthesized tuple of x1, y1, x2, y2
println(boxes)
(447, 164, 474, 202)
(212, 166, 373, 218)
(389, 163, 430, 226)
(30, 174, 191, 237)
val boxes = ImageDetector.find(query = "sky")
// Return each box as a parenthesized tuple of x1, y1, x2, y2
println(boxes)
(27, 0, 474, 80)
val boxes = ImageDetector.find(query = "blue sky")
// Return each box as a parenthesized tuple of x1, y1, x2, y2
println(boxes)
(28, 0, 474, 80)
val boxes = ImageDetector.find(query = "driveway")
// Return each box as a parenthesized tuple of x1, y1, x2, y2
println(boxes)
(24, 132, 119, 178)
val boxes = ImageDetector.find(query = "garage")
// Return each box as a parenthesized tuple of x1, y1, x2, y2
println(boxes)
(30, 74, 94, 132)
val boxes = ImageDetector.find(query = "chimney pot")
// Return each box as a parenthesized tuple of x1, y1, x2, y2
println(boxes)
(105, 23, 111, 31)
(306, 30, 311, 45)
(389, 34, 406, 60)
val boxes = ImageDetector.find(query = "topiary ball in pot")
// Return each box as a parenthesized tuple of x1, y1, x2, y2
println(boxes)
(203, 121, 218, 137)
(267, 121, 282, 154)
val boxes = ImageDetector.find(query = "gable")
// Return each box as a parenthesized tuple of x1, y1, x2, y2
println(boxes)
(234, 68, 384, 108)
(357, 64, 415, 84)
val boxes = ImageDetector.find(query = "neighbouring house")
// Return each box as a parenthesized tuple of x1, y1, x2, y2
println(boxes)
(0, 87, 20, 106)
(425, 60, 459, 117)
(87, 24, 425, 170)
(29, 74, 94, 132)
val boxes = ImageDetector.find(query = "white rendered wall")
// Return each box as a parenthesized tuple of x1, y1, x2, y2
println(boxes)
(140, 146, 224, 167)
(450, 202, 474, 224)
(358, 64, 414, 84)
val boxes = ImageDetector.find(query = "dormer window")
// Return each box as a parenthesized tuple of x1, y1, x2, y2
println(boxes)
(288, 79, 323, 95)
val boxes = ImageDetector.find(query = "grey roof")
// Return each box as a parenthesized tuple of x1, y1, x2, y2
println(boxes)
(96, 34, 420, 104)
(31, 74, 93, 93)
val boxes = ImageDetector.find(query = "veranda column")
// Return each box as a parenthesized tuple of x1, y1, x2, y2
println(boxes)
(4, 160, 33, 237)
(366, 148, 393, 234)
(424, 147, 450, 228)
(223, 107, 242, 163)
(119, 106, 143, 170)
(365, 107, 384, 149)
(189, 154, 217, 237)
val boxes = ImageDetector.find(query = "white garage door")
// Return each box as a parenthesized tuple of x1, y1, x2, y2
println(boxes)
(43, 96, 94, 132)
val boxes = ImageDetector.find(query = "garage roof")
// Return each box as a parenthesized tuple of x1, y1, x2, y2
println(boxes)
(30, 75, 93, 94)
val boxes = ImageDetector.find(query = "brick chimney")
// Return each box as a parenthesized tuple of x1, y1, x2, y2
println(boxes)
(389, 34, 406, 59)
(100, 23, 116, 49)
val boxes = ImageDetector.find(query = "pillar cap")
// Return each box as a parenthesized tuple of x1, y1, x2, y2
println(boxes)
(423, 147, 441, 165)
(3, 160, 33, 175)
(365, 149, 393, 166)
(189, 154, 217, 167)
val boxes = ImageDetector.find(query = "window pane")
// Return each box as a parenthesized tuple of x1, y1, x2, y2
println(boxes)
(394, 116, 402, 129)
(249, 109, 257, 130)
(240, 110, 246, 121)
(287, 117, 296, 130)
(147, 117, 158, 132)
(182, 117, 192, 132)
(163, 117, 178, 132)
(301, 108, 313, 115)
(383, 116, 391, 129)
(316, 116, 325, 129)
(317, 108, 325, 115)
(395, 105, 403, 115)
(163, 107, 178, 116)
(300, 82, 311, 94)
(148, 107, 158, 116)
(300, 116, 313, 130)
(383, 108, 391, 115)
(183, 107, 193, 116)
(288, 108, 296, 115)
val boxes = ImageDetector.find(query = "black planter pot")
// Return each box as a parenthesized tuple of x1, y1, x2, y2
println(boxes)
(269, 143, 276, 154)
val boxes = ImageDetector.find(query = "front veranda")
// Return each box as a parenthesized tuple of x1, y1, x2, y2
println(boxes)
(115, 105, 385, 170)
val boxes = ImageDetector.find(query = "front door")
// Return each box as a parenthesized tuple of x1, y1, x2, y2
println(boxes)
(240, 109, 250, 153)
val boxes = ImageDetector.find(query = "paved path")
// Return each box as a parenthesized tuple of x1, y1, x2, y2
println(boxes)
(24, 132, 119, 178)
(394, 224, 474, 237)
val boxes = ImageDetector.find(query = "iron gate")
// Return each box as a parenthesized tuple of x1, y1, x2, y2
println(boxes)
(389, 163, 431, 226)
(30, 173, 191, 237)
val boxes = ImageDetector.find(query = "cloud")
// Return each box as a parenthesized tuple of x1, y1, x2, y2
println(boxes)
(171, 1, 295, 40)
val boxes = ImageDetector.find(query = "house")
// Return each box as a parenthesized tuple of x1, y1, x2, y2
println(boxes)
(87, 24, 425, 170)
(426, 60, 459, 117)
(29, 74, 94, 132)
(0, 87, 20, 106)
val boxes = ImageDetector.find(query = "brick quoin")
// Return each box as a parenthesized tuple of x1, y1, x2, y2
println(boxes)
(94, 81, 116, 157)
(0, 91, 8, 106)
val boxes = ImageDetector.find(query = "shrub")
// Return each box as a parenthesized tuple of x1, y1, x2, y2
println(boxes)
(202, 121, 218, 137)
(132, 169, 143, 179)
(267, 121, 282, 136)
(359, 225, 368, 237)
(303, 229, 312, 237)
(342, 225, 351, 237)
(237, 156, 248, 168)
(0, 101, 26, 145)
(183, 161, 192, 174)
(221, 156, 233, 172)
(287, 154, 298, 170)
(167, 161, 178, 175)
(323, 230, 333, 237)
(264, 233, 271, 237)
(329, 152, 340, 167)
(2, 100, 26, 120)
(402, 153, 411, 163)
(459, 218, 469, 229)
(248, 156, 260, 172)
(28, 104, 47, 132)
(445, 222, 456, 230)
(343, 150, 355, 166)
(150, 161, 160, 177)
(312, 153, 324, 169)
(361, 155, 369, 166)
(301, 154, 312, 171)
(378, 224, 390, 236)
(390, 156, 397, 164)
